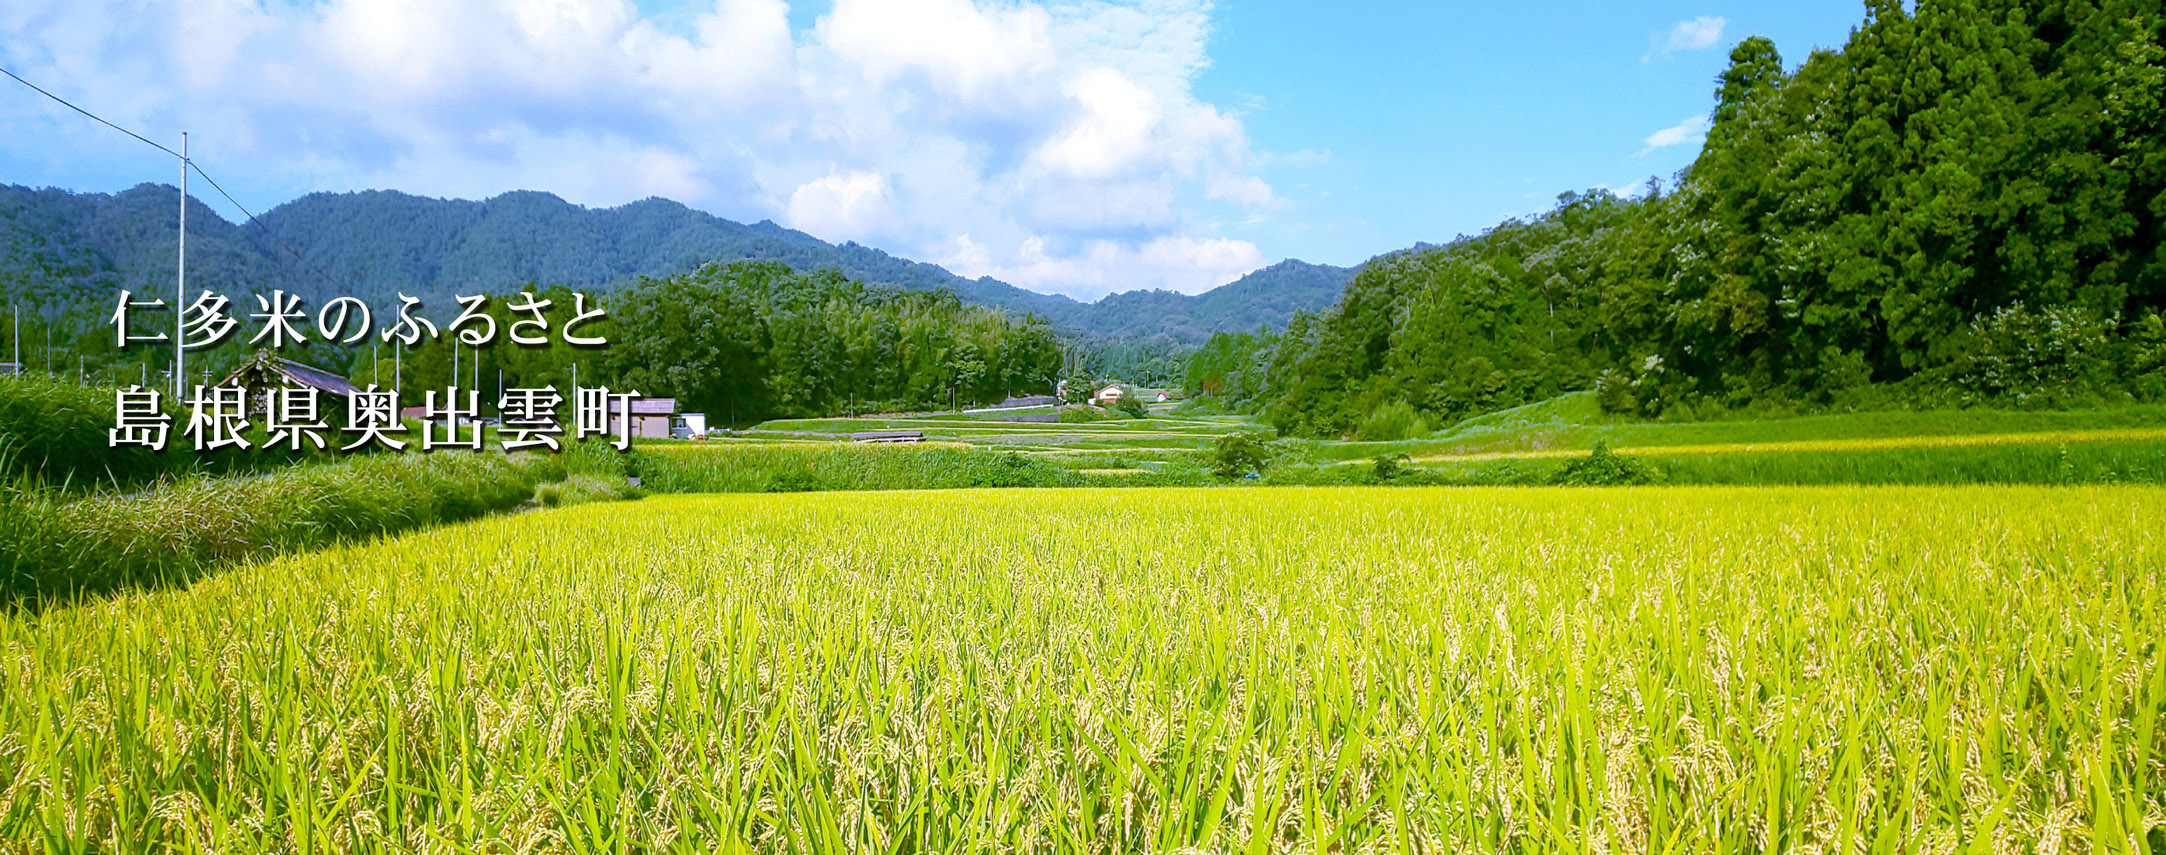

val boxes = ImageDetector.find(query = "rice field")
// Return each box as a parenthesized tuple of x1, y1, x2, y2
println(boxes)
(2, 486, 2162, 852)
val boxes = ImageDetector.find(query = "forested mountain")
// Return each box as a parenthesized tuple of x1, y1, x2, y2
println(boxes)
(0, 183, 1349, 344)
(1193, 0, 2166, 437)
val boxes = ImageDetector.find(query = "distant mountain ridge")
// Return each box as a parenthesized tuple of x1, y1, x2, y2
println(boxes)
(0, 183, 1351, 343)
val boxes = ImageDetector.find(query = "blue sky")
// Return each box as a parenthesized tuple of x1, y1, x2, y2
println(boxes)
(0, 0, 1864, 299)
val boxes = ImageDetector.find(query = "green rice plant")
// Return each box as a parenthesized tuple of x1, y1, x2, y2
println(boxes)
(0, 486, 2158, 851)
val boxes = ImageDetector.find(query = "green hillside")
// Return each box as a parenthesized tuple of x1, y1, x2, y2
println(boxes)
(1192, 0, 2166, 435)
(0, 183, 1350, 344)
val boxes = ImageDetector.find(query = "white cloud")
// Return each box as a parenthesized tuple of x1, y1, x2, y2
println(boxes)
(816, 0, 1054, 101)
(1033, 67, 1162, 179)
(1647, 15, 1727, 61)
(786, 170, 892, 240)
(0, 0, 1279, 300)
(1640, 115, 1711, 153)
(1207, 174, 1276, 207)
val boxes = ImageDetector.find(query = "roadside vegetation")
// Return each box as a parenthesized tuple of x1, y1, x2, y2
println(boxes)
(0, 376, 639, 606)
(0, 447, 634, 606)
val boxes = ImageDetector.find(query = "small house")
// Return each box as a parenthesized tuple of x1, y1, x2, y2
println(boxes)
(1094, 385, 1125, 406)
(607, 397, 678, 439)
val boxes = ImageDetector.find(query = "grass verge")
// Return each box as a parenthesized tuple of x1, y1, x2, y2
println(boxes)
(1, 446, 633, 607)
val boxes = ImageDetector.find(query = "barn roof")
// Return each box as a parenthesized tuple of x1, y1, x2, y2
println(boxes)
(606, 397, 677, 415)
(219, 354, 362, 397)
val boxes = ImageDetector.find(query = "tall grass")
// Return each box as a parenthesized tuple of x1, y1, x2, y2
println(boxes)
(0, 449, 619, 605)
(0, 487, 2158, 850)
(0, 375, 190, 488)
(636, 442, 1087, 492)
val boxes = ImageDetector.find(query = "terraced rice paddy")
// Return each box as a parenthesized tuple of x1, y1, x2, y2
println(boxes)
(1398, 428, 2166, 464)
(2, 487, 2161, 852)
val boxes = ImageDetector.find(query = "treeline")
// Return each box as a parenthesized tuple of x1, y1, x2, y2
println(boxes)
(1192, 0, 2166, 437)
(599, 261, 1062, 424)
(0, 256, 1099, 428)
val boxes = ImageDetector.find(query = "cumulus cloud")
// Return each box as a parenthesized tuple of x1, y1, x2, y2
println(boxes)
(1640, 115, 1711, 153)
(0, 0, 1279, 299)
(1647, 15, 1727, 61)
(787, 170, 892, 240)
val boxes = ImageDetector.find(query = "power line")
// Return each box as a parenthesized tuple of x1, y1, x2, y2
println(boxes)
(187, 160, 349, 299)
(1, 64, 351, 304)
(0, 65, 181, 159)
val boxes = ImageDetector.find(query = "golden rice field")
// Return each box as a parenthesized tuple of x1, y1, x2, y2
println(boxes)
(2, 486, 2162, 853)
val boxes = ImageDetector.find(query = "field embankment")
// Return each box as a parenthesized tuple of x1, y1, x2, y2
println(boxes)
(634, 440, 1209, 492)
(0, 448, 633, 606)
(3, 486, 2157, 850)
(1258, 393, 2166, 486)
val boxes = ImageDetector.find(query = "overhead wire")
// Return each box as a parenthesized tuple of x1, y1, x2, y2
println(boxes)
(1, 64, 353, 300)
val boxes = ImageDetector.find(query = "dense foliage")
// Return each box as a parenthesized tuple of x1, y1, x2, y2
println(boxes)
(1196, 0, 2166, 436)
(600, 261, 1064, 424)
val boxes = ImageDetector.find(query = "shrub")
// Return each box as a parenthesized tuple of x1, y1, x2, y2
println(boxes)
(1549, 441, 1659, 486)
(1356, 401, 1429, 442)
(1209, 435, 1273, 480)
(1116, 397, 1149, 419)
(971, 453, 1041, 488)
(1371, 452, 1408, 483)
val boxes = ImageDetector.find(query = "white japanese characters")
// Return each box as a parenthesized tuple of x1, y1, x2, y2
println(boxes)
(106, 291, 627, 453)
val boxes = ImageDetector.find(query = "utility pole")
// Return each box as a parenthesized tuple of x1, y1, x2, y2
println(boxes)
(175, 131, 187, 399)
(9, 304, 16, 377)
